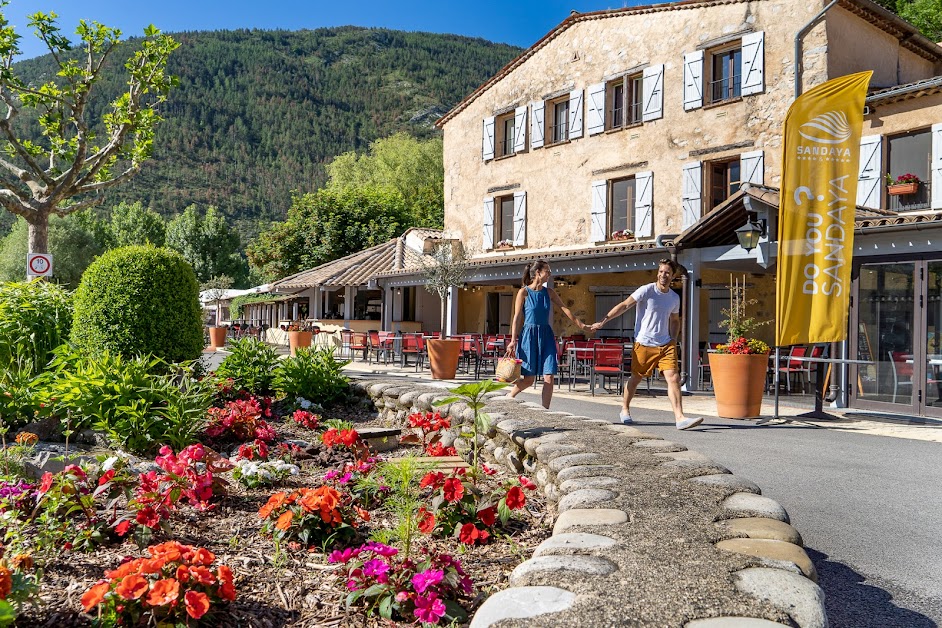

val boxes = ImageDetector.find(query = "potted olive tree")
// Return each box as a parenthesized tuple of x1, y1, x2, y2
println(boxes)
(421, 241, 468, 379)
(201, 275, 233, 350)
(708, 275, 771, 418)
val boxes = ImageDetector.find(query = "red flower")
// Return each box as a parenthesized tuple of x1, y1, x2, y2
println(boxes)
(136, 507, 162, 529)
(420, 472, 444, 489)
(458, 523, 489, 545)
(114, 575, 148, 600)
(518, 476, 537, 490)
(184, 590, 211, 619)
(39, 472, 54, 494)
(442, 477, 464, 503)
(98, 469, 116, 486)
(114, 520, 132, 537)
(482, 464, 497, 476)
(146, 578, 180, 607)
(81, 582, 111, 611)
(339, 429, 359, 447)
(217, 565, 236, 601)
(417, 507, 436, 534)
(505, 486, 526, 510)
(477, 506, 496, 527)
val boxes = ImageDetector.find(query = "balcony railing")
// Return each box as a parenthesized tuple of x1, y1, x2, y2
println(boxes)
(547, 122, 568, 145)
(888, 181, 931, 212)
(710, 74, 741, 103)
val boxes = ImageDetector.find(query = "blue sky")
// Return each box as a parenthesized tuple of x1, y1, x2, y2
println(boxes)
(7, 1, 647, 59)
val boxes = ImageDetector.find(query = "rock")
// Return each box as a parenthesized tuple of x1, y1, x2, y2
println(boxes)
(510, 555, 617, 584)
(686, 618, 790, 627)
(553, 508, 629, 534)
(524, 431, 569, 456)
(543, 483, 560, 501)
(559, 476, 621, 493)
(507, 452, 524, 473)
(469, 586, 576, 628)
(716, 538, 817, 581)
(653, 450, 713, 462)
(558, 488, 618, 512)
(690, 474, 761, 494)
(17, 417, 61, 441)
(723, 493, 790, 523)
(715, 518, 803, 546)
(734, 568, 827, 628)
(534, 443, 581, 460)
(533, 533, 618, 557)
(555, 464, 619, 482)
(548, 453, 603, 472)
(634, 439, 683, 451)
(23, 444, 101, 479)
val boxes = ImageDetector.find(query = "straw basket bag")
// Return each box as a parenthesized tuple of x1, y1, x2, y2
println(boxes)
(495, 357, 522, 383)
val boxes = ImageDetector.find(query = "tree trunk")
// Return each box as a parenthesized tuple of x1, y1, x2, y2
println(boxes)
(27, 213, 50, 254)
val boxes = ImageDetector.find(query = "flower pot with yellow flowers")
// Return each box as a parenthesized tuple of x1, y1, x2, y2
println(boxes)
(708, 276, 771, 419)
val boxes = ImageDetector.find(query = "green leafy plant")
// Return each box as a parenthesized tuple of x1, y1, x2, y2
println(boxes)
(39, 349, 212, 454)
(273, 346, 350, 405)
(367, 457, 423, 559)
(0, 365, 46, 431)
(0, 280, 73, 378)
(0, 563, 41, 627)
(434, 379, 508, 480)
(70, 246, 203, 363)
(215, 338, 280, 395)
(716, 274, 770, 354)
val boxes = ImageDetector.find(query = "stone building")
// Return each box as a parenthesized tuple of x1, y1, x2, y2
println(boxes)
(377, 0, 942, 416)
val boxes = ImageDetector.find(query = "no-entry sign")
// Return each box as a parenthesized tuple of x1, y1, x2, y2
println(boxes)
(27, 253, 53, 277)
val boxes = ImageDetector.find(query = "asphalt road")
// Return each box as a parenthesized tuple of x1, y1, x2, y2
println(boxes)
(528, 390, 942, 628)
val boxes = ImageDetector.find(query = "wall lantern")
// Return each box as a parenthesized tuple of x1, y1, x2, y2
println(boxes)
(735, 218, 767, 252)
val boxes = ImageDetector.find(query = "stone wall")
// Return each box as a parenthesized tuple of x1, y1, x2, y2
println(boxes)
(356, 378, 827, 627)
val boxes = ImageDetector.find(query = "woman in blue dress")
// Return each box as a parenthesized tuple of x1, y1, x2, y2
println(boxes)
(506, 260, 588, 408)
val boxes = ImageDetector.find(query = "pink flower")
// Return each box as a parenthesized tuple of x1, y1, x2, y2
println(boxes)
(413, 594, 446, 624)
(411, 569, 444, 595)
(362, 559, 389, 577)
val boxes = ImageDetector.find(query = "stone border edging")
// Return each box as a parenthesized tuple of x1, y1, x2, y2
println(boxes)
(353, 378, 827, 628)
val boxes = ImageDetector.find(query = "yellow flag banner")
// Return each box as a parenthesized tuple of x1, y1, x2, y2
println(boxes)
(776, 71, 872, 347)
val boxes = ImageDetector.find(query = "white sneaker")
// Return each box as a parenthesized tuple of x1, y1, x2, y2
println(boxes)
(676, 417, 703, 430)
(619, 411, 633, 425)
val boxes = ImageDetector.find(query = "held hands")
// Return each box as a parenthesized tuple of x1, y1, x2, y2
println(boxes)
(589, 321, 606, 331)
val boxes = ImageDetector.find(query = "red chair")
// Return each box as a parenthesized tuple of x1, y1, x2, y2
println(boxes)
(888, 351, 914, 404)
(591, 343, 626, 396)
(777, 345, 809, 393)
(367, 330, 390, 364)
(349, 332, 368, 361)
(400, 333, 426, 370)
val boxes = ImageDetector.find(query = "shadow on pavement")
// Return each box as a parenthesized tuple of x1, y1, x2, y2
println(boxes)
(808, 548, 939, 628)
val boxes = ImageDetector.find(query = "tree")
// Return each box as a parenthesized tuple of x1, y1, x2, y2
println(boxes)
(200, 274, 233, 326)
(247, 187, 410, 281)
(105, 201, 166, 248)
(326, 133, 444, 228)
(898, 0, 942, 41)
(166, 204, 247, 286)
(0, 214, 101, 288)
(0, 7, 178, 255)
(420, 241, 467, 333)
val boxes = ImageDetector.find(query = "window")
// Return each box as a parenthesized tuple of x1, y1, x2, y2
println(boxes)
(495, 112, 515, 158)
(608, 74, 643, 129)
(495, 195, 514, 244)
(610, 177, 636, 235)
(708, 46, 742, 104)
(708, 158, 741, 210)
(887, 129, 931, 211)
(548, 97, 569, 145)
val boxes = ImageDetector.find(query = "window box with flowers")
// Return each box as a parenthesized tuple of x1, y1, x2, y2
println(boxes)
(494, 239, 515, 251)
(610, 229, 634, 242)
(886, 173, 921, 196)
(708, 276, 771, 419)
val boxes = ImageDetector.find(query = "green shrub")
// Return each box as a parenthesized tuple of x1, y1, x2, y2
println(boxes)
(273, 346, 350, 405)
(39, 348, 212, 454)
(0, 280, 73, 377)
(215, 337, 280, 395)
(70, 246, 203, 362)
(0, 368, 44, 431)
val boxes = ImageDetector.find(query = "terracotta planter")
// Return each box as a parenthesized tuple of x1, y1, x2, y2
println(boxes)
(495, 245, 515, 252)
(288, 330, 313, 356)
(708, 352, 769, 419)
(208, 326, 227, 350)
(427, 338, 461, 379)
(887, 182, 918, 195)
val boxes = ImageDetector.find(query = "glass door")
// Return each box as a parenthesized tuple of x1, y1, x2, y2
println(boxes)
(925, 261, 942, 416)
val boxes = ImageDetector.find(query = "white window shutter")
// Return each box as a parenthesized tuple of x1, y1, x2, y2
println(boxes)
(683, 50, 703, 111)
(591, 180, 607, 243)
(513, 191, 527, 246)
(856, 135, 882, 209)
(741, 31, 765, 96)
(932, 123, 942, 210)
(512, 106, 527, 153)
(569, 89, 584, 139)
(642, 64, 664, 122)
(740, 150, 764, 185)
(586, 82, 606, 135)
(681, 162, 702, 229)
(530, 101, 545, 149)
(482, 116, 495, 161)
(483, 197, 495, 250)
(634, 171, 654, 238)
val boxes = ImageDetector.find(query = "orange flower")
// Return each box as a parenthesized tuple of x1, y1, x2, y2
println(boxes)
(354, 506, 370, 522)
(190, 566, 216, 586)
(81, 581, 111, 611)
(145, 578, 180, 607)
(14, 432, 38, 446)
(176, 565, 190, 583)
(138, 558, 166, 575)
(217, 565, 236, 601)
(115, 574, 149, 600)
(106, 558, 144, 581)
(192, 548, 215, 566)
(11, 553, 33, 570)
(184, 590, 211, 619)
(149, 541, 185, 562)
(275, 511, 294, 531)
(0, 566, 11, 600)
(258, 492, 287, 518)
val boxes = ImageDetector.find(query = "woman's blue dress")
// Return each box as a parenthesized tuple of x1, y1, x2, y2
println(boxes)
(517, 287, 558, 377)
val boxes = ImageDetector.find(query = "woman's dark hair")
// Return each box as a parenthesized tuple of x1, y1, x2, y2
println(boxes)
(522, 260, 550, 286)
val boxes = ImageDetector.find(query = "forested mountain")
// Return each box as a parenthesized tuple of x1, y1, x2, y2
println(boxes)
(8, 27, 521, 238)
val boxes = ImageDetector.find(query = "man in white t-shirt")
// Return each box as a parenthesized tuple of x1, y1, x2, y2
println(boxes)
(590, 258, 702, 430)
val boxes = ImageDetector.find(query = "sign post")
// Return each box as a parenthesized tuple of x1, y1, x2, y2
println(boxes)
(26, 253, 53, 280)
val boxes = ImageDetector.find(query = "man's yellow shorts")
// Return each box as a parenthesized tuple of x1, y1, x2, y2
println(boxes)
(631, 341, 678, 378)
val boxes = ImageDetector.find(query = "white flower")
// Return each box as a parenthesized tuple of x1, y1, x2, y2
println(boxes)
(102, 456, 120, 472)
(297, 397, 313, 409)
